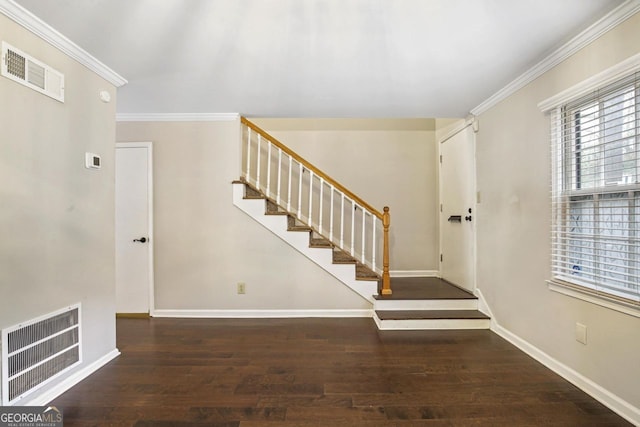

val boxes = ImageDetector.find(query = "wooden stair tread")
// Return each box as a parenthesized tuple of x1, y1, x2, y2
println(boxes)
(265, 200, 288, 215)
(243, 185, 263, 199)
(310, 238, 332, 248)
(287, 215, 312, 232)
(288, 225, 312, 231)
(375, 310, 489, 320)
(374, 277, 476, 300)
(333, 250, 356, 264)
(355, 263, 380, 281)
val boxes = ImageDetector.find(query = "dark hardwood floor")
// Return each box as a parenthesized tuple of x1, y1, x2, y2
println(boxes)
(52, 318, 630, 426)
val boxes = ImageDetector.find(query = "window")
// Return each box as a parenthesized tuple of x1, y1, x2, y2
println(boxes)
(550, 71, 640, 308)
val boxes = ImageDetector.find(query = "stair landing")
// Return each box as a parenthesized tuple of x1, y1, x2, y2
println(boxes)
(374, 277, 490, 330)
(375, 277, 476, 300)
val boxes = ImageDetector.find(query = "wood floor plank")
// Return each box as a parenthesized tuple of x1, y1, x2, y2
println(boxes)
(49, 318, 631, 426)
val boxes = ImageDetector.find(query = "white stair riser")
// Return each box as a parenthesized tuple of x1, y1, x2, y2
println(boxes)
(374, 316, 491, 330)
(374, 299, 478, 311)
(233, 184, 377, 303)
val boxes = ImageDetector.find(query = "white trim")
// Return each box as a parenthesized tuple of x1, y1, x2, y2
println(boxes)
(390, 270, 439, 278)
(471, 0, 640, 116)
(0, 0, 127, 87)
(437, 117, 475, 145)
(374, 315, 490, 331)
(15, 349, 120, 407)
(492, 324, 640, 425)
(474, 288, 497, 329)
(115, 142, 155, 316)
(152, 309, 373, 318)
(538, 51, 640, 112)
(548, 281, 640, 318)
(373, 298, 478, 311)
(116, 113, 240, 122)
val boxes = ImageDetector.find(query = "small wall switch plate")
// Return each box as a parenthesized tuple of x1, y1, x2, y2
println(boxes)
(575, 322, 587, 345)
(85, 152, 101, 169)
(237, 282, 246, 294)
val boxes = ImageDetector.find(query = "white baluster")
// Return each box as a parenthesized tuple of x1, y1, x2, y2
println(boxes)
(350, 201, 355, 256)
(297, 163, 303, 220)
(246, 127, 251, 180)
(362, 210, 366, 264)
(287, 156, 292, 212)
(266, 142, 271, 198)
(256, 134, 262, 190)
(372, 216, 377, 271)
(319, 178, 324, 234)
(308, 171, 314, 225)
(340, 193, 345, 248)
(277, 148, 282, 205)
(329, 186, 335, 243)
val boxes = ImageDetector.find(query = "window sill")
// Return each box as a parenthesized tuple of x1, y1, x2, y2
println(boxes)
(547, 280, 640, 318)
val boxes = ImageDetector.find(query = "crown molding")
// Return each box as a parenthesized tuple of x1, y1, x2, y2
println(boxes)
(116, 113, 240, 122)
(0, 0, 127, 87)
(471, 0, 640, 116)
(538, 51, 640, 112)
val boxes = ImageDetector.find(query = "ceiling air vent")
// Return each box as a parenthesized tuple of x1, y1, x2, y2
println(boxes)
(1, 41, 64, 102)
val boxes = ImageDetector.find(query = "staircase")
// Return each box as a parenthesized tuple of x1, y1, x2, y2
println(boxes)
(235, 117, 490, 330)
(233, 180, 380, 302)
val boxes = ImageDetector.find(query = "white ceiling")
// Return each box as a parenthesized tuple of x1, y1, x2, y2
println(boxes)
(14, 0, 625, 117)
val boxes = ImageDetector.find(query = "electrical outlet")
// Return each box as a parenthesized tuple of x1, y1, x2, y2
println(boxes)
(575, 322, 587, 345)
(237, 282, 246, 294)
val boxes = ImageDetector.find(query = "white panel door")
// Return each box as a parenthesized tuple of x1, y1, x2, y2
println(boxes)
(115, 143, 153, 314)
(440, 126, 476, 292)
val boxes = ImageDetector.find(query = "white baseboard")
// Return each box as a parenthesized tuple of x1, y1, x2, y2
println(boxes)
(390, 270, 439, 278)
(18, 348, 120, 407)
(491, 320, 640, 425)
(473, 288, 497, 329)
(152, 309, 373, 318)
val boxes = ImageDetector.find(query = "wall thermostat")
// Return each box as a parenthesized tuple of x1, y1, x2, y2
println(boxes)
(85, 152, 101, 169)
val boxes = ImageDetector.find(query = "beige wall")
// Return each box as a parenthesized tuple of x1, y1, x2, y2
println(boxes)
(253, 118, 439, 271)
(475, 13, 640, 409)
(116, 121, 371, 310)
(0, 14, 117, 400)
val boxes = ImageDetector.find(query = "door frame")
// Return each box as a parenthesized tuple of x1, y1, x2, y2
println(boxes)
(115, 142, 155, 315)
(437, 118, 478, 292)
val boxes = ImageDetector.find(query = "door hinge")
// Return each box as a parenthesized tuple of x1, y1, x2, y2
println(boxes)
(440, 254, 443, 262)
(440, 203, 443, 212)
(439, 155, 442, 164)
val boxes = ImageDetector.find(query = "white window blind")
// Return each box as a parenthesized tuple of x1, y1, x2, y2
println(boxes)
(550, 71, 640, 306)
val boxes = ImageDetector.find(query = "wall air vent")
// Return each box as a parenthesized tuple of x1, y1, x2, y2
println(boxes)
(1, 41, 64, 102)
(1, 304, 81, 405)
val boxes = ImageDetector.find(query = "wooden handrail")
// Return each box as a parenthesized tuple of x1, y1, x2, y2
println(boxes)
(241, 117, 383, 219)
(242, 116, 392, 295)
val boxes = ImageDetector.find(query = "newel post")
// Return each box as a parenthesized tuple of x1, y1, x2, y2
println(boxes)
(381, 206, 392, 295)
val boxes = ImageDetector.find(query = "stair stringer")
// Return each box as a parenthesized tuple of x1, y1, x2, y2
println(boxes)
(232, 183, 377, 303)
